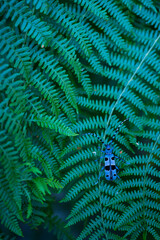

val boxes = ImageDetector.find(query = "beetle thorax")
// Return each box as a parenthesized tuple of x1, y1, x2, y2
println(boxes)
(105, 144, 113, 154)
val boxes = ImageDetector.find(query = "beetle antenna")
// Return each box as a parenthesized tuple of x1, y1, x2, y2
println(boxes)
(83, 133, 108, 147)
(108, 118, 129, 145)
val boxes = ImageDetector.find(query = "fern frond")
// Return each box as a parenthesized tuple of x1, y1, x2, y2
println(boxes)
(97, 0, 133, 32)
(49, 0, 92, 56)
(73, 0, 108, 21)
(29, 70, 60, 116)
(0, 21, 32, 79)
(30, 46, 78, 112)
(1, 0, 52, 46)
(133, 4, 159, 28)
(1, 0, 160, 238)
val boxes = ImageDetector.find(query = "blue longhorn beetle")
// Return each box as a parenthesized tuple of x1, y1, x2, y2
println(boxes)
(85, 118, 129, 181)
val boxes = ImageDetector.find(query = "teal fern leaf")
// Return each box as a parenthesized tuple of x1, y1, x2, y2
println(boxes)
(0, 0, 160, 239)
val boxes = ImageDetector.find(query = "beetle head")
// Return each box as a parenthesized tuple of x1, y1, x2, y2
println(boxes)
(105, 144, 113, 153)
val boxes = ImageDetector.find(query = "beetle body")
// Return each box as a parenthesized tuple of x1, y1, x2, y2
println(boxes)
(104, 144, 117, 180)
(84, 118, 129, 181)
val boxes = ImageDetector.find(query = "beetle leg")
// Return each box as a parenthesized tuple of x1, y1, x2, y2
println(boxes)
(115, 156, 130, 165)
(116, 166, 119, 170)
(97, 147, 105, 153)
(115, 156, 125, 162)
(94, 156, 104, 162)
(94, 158, 99, 162)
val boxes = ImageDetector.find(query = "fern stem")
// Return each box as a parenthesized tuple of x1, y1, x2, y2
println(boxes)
(142, 133, 160, 238)
(98, 177, 108, 240)
(143, 230, 147, 240)
(99, 35, 160, 238)
(103, 34, 160, 139)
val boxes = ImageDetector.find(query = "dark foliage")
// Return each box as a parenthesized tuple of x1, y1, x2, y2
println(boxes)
(0, 0, 160, 239)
